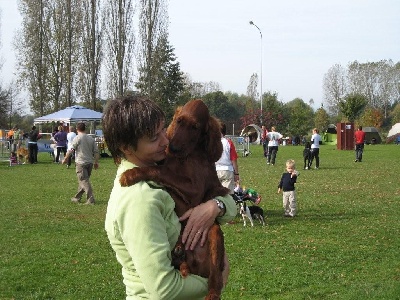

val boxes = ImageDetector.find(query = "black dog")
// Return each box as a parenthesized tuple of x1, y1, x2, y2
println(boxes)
(248, 206, 265, 226)
(303, 142, 312, 169)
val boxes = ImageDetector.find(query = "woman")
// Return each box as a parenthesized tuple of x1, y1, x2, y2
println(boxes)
(266, 126, 283, 166)
(310, 128, 322, 169)
(103, 95, 236, 299)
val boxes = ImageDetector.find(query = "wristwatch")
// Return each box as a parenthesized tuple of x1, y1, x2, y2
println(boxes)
(213, 198, 226, 217)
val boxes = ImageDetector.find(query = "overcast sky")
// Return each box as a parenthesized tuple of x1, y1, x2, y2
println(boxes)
(1, 0, 399, 110)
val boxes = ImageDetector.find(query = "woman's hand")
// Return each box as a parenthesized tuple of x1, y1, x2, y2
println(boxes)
(179, 200, 219, 250)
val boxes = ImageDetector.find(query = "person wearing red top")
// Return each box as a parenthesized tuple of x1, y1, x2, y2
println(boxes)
(261, 125, 268, 157)
(354, 125, 366, 162)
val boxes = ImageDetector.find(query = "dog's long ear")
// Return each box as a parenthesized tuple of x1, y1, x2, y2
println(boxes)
(207, 116, 223, 162)
(167, 106, 182, 140)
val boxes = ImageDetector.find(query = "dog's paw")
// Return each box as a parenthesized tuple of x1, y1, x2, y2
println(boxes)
(179, 262, 190, 278)
(119, 169, 140, 186)
(205, 291, 221, 300)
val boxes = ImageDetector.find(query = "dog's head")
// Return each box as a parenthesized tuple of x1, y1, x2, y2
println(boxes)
(167, 99, 222, 161)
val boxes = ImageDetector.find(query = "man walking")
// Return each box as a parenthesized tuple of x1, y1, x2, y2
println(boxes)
(354, 126, 366, 162)
(62, 123, 99, 205)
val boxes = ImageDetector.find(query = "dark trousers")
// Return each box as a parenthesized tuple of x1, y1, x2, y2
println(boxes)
(28, 143, 38, 163)
(267, 146, 278, 164)
(355, 143, 364, 161)
(56, 146, 67, 162)
(310, 148, 320, 168)
(262, 142, 267, 157)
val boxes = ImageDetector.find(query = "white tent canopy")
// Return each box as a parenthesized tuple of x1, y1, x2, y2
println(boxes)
(34, 105, 102, 125)
(388, 123, 400, 138)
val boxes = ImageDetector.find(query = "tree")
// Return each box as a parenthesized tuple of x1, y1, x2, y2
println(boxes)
(202, 91, 240, 124)
(338, 93, 367, 122)
(246, 74, 258, 99)
(283, 98, 314, 136)
(103, 0, 135, 98)
(390, 102, 400, 124)
(76, 0, 103, 110)
(16, 0, 48, 115)
(358, 107, 383, 128)
(16, 0, 84, 115)
(261, 91, 284, 130)
(323, 63, 347, 115)
(347, 60, 397, 118)
(137, 35, 185, 121)
(314, 106, 330, 133)
(137, 0, 168, 99)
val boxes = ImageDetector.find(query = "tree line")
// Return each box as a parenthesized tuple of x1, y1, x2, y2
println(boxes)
(0, 1, 399, 138)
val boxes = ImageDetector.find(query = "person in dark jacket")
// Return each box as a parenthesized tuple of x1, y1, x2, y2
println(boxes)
(27, 126, 41, 164)
(278, 159, 299, 217)
(54, 125, 68, 163)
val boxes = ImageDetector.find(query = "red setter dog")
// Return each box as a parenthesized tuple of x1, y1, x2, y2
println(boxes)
(120, 99, 230, 300)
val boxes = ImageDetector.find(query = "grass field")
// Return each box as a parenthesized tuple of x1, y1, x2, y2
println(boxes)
(1, 144, 399, 300)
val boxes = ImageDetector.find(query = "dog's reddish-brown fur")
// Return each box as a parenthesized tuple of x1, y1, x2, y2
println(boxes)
(120, 99, 229, 300)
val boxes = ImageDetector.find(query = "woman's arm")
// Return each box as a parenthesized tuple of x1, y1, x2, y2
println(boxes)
(112, 183, 208, 299)
(180, 194, 236, 250)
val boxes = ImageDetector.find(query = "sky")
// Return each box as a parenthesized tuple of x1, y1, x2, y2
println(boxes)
(1, 0, 399, 111)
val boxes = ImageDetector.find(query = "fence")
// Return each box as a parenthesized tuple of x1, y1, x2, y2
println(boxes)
(226, 135, 251, 157)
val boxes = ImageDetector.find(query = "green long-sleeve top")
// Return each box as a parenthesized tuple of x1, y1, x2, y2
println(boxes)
(105, 159, 236, 300)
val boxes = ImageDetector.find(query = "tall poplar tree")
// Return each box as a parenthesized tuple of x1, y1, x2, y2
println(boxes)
(103, 0, 135, 98)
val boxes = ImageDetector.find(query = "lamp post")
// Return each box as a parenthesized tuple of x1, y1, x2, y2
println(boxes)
(249, 21, 263, 122)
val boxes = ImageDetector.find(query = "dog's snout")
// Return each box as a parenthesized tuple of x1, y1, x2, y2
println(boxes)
(168, 143, 180, 154)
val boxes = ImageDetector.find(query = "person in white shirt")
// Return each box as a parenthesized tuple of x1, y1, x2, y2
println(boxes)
(310, 128, 322, 169)
(266, 126, 283, 165)
(215, 123, 239, 193)
(66, 126, 77, 168)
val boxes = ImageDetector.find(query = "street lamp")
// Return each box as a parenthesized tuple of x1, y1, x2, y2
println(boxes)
(249, 21, 263, 122)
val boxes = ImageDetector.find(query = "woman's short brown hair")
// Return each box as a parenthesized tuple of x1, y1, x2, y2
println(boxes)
(102, 95, 165, 164)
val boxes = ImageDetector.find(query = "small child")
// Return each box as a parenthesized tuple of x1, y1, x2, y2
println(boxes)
(10, 152, 19, 166)
(303, 142, 312, 169)
(278, 159, 299, 217)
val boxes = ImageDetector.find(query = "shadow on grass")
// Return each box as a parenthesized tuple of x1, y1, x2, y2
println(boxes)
(264, 208, 360, 226)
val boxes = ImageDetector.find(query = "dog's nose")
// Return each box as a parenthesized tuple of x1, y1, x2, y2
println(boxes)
(168, 143, 180, 153)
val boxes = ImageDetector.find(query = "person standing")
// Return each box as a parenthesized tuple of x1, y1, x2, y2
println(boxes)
(354, 125, 366, 162)
(216, 123, 239, 193)
(310, 128, 322, 169)
(266, 126, 283, 166)
(102, 95, 236, 299)
(12, 126, 21, 152)
(278, 159, 299, 217)
(261, 125, 268, 157)
(54, 125, 68, 163)
(7, 127, 14, 150)
(66, 126, 77, 168)
(62, 123, 99, 205)
(27, 126, 41, 164)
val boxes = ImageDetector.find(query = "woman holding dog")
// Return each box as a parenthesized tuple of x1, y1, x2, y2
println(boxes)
(103, 95, 236, 300)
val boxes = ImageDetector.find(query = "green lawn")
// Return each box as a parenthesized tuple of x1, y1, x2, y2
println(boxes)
(1, 144, 399, 299)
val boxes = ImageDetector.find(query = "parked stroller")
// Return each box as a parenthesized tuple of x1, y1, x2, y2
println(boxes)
(232, 185, 261, 205)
